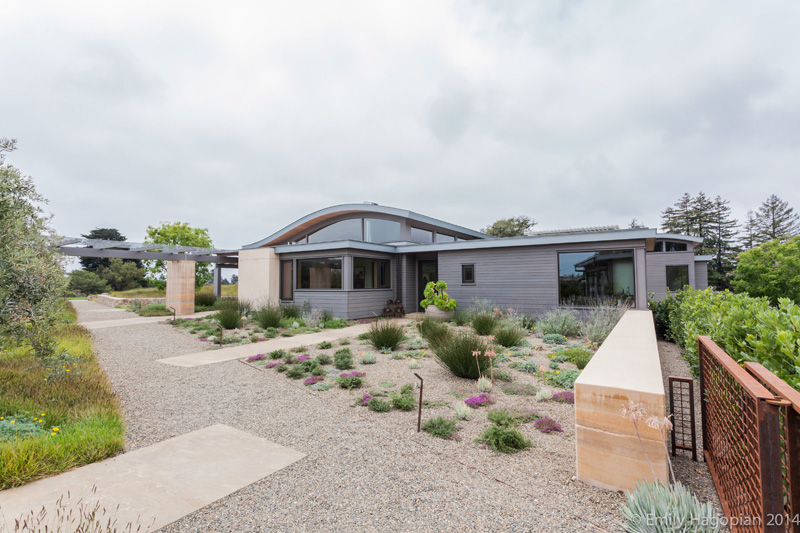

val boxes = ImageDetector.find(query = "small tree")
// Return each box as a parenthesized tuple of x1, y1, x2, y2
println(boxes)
(97, 257, 146, 291)
(68, 270, 110, 295)
(144, 222, 214, 289)
(732, 236, 800, 306)
(481, 216, 536, 237)
(0, 138, 67, 357)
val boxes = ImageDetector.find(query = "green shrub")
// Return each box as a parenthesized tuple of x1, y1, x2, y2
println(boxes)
(215, 297, 251, 316)
(620, 481, 721, 533)
(286, 366, 305, 379)
(390, 390, 417, 411)
(276, 364, 288, 373)
(367, 398, 391, 412)
(318, 341, 332, 349)
(732, 235, 800, 306)
(333, 348, 354, 370)
(339, 338, 350, 345)
(476, 425, 532, 454)
(282, 353, 297, 364)
(422, 417, 458, 439)
(542, 333, 568, 345)
(649, 295, 678, 340)
(494, 370, 513, 382)
(337, 375, 363, 390)
(487, 408, 522, 427)
(281, 303, 302, 318)
(452, 309, 470, 326)
(542, 369, 581, 389)
(195, 292, 217, 307)
(549, 361, 560, 370)
(366, 320, 405, 351)
(560, 347, 594, 369)
(416, 319, 451, 346)
(493, 324, 526, 347)
(324, 318, 348, 329)
(550, 354, 568, 363)
(537, 309, 581, 337)
(311, 366, 326, 376)
(359, 353, 377, 364)
(431, 330, 492, 379)
(471, 312, 499, 336)
(420, 280, 457, 311)
(316, 354, 332, 365)
(252, 303, 283, 329)
(501, 383, 537, 396)
(215, 309, 243, 329)
(269, 349, 286, 360)
(580, 306, 626, 345)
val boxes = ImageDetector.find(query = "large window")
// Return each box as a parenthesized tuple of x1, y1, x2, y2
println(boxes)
(666, 265, 689, 292)
(307, 219, 362, 243)
(353, 257, 391, 289)
(364, 218, 401, 243)
(298, 257, 342, 289)
(280, 260, 293, 300)
(410, 227, 433, 243)
(558, 250, 635, 306)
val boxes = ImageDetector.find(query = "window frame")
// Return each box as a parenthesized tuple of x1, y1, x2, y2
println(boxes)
(296, 256, 344, 290)
(352, 256, 392, 290)
(556, 248, 636, 307)
(666, 265, 690, 292)
(461, 264, 475, 285)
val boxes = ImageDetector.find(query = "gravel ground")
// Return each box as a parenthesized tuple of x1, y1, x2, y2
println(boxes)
(74, 300, 625, 532)
(658, 340, 726, 526)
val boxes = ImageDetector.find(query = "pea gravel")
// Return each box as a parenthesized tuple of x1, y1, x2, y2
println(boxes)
(76, 301, 630, 532)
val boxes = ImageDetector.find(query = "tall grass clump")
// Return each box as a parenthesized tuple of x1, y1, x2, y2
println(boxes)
(416, 319, 451, 348)
(580, 305, 627, 345)
(452, 309, 470, 326)
(281, 303, 302, 318)
(366, 319, 405, 351)
(195, 292, 218, 307)
(536, 309, 581, 337)
(431, 330, 491, 379)
(215, 297, 251, 316)
(215, 308, 243, 329)
(493, 324, 526, 348)
(252, 302, 284, 329)
(471, 312, 499, 336)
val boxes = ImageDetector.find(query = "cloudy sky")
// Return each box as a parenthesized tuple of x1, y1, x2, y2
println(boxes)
(2, 1, 799, 252)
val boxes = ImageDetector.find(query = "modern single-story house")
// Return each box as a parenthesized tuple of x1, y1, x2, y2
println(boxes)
(237, 203, 710, 319)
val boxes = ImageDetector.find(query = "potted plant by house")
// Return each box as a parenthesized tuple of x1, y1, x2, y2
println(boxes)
(420, 281, 457, 321)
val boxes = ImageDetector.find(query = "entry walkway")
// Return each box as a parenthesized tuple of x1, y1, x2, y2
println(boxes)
(157, 320, 410, 368)
(80, 311, 216, 330)
(0, 425, 305, 531)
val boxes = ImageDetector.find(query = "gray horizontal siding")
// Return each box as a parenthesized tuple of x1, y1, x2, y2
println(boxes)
(347, 289, 396, 318)
(438, 240, 647, 313)
(290, 291, 348, 317)
(694, 262, 709, 290)
(645, 251, 697, 301)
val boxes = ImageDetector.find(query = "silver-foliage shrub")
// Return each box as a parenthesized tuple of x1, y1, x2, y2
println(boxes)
(620, 481, 720, 533)
(536, 309, 581, 337)
(580, 305, 627, 345)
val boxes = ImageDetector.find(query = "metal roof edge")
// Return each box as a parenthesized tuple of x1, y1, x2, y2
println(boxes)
(655, 232, 703, 243)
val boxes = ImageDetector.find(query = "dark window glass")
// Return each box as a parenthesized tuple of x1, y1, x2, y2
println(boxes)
(436, 233, 455, 243)
(654, 241, 664, 252)
(665, 241, 688, 252)
(280, 260, 293, 300)
(410, 227, 433, 243)
(298, 257, 342, 289)
(364, 218, 401, 243)
(558, 250, 635, 306)
(666, 265, 689, 292)
(307, 219, 362, 243)
(353, 257, 390, 289)
(462, 264, 475, 284)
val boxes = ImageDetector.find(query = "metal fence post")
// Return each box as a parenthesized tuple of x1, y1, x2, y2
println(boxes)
(758, 399, 787, 532)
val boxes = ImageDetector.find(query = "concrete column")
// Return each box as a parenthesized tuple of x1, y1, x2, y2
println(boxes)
(213, 265, 222, 298)
(166, 261, 195, 316)
(238, 248, 279, 305)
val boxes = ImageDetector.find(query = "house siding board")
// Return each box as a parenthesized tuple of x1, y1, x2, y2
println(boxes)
(289, 291, 348, 317)
(438, 240, 646, 313)
(694, 262, 709, 290)
(645, 251, 697, 301)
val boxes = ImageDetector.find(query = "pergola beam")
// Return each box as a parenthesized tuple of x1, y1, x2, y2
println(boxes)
(58, 246, 238, 265)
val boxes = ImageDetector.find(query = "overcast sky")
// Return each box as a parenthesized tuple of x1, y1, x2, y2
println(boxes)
(2, 1, 799, 253)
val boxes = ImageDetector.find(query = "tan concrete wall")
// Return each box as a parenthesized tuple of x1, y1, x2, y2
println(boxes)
(575, 310, 668, 491)
(238, 248, 280, 305)
(166, 261, 195, 316)
(97, 295, 166, 308)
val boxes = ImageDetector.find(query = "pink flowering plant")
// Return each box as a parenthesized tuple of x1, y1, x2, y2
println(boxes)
(464, 393, 495, 408)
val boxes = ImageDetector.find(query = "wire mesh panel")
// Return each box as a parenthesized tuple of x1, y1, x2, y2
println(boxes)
(669, 376, 697, 461)
(698, 337, 785, 532)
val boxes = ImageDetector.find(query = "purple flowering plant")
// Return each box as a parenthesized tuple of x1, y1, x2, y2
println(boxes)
(247, 353, 267, 362)
(533, 418, 563, 433)
(359, 393, 373, 405)
(464, 393, 495, 408)
(339, 372, 366, 378)
(265, 362, 280, 368)
(304, 376, 324, 386)
(297, 355, 310, 361)
(551, 391, 574, 404)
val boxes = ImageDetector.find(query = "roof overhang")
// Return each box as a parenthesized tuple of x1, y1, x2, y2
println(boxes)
(272, 240, 398, 254)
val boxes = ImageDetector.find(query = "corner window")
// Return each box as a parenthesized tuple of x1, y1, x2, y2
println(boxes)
(655, 240, 688, 252)
(462, 264, 475, 284)
(364, 218, 401, 243)
(307, 219, 362, 243)
(666, 265, 689, 292)
(353, 257, 391, 289)
(410, 227, 433, 243)
(558, 250, 635, 306)
(436, 233, 455, 243)
(298, 257, 342, 289)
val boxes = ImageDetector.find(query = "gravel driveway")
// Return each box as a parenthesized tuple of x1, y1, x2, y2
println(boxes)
(76, 300, 627, 532)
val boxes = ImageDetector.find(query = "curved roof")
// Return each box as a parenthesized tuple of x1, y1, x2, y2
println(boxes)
(242, 203, 491, 249)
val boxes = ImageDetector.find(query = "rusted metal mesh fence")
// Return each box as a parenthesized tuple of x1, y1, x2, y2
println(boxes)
(699, 336, 799, 532)
(669, 376, 697, 461)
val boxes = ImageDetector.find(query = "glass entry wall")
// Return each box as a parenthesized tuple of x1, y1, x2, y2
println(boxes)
(558, 250, 635, 306)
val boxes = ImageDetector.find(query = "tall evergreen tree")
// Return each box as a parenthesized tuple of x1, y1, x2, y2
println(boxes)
(691, 192, 715, 257)
(706, 195, 739, 290)
(740, 210, 759, 250)
(79, 228, 127, 272)
(754, 194, 799, 243)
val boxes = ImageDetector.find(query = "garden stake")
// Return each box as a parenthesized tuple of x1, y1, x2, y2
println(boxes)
(168, 306, 176, 324)
(414, 373, 423, 432)
(218, 325, 223, 346)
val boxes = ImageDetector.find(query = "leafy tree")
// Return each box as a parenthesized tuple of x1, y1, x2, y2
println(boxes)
(144, 222, 213, 289)
(97, 257, 146, 291)
(230, 273, 238, 285)
(481, 216, 536, 237)
(732, 236, 800, 306)
(0, 138, 67, 357)
(754, 194, 799, 244)
(79, 228, 127, 271)
(68, 270, 110, 295)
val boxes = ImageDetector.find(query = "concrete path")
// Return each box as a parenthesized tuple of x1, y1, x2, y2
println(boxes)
(80, 311, 216, 331)
(0, 425, 305, 532)
(157, 321, 410, 367)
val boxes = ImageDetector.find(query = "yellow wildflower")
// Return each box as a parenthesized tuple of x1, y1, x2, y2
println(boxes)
(41, 413, 45, 416)
(53, 427, 60, 431)
(10, 420, 15, 424)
